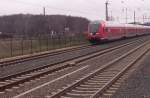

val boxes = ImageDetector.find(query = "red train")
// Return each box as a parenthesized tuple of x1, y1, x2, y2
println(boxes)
(87, 20, 150, 43)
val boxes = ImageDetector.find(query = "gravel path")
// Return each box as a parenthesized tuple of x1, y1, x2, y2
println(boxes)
(112, 50, 150, 98)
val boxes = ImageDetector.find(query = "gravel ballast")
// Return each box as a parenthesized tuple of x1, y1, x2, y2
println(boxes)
(112, 51, 150, 98)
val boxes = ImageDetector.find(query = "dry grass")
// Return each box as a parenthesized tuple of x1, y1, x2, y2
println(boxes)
(0, 36, 88, 59)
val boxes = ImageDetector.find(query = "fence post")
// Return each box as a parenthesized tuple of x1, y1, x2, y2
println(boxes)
(75, 34, 77, 45)
(47, 36, 49, 51)
(21, 38, 24, 55)
(79, 34, 82, 44)
(39, 36, 42, 52)
(30, 38, 33, 54)
(10, 38, 13, 57)
(58, 35, 61, 48)
(77, 34, 79, 44)
(51, 36, 54, 49)
(64, 34, 67, 47)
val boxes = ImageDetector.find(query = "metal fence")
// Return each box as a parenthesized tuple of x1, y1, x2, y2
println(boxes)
(0, 34, 88, 59)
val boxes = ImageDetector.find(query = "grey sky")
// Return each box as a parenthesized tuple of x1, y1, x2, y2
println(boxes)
(0, 0, 150, 23)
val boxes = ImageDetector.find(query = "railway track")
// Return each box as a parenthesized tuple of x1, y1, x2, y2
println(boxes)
(0, 40, 134, 80)
(1, 37, 146, 80)
(46, 40, 150, 98)
(1, 36, 149, 81)
(0, 44, 90, 67)
(0, 36, 147, 69)
(0, 39, 144, 94)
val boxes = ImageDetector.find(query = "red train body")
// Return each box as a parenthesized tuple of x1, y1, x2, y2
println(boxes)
(87, 20, 150, 43)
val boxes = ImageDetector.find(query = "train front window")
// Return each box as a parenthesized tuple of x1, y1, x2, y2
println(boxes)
(89, 23, 100, 33)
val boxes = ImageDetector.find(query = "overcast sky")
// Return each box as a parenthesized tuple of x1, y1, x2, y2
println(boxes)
(0, 0, 150, 23)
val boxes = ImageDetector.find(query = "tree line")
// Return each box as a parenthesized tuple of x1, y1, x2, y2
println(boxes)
(0, 14, 89, 38)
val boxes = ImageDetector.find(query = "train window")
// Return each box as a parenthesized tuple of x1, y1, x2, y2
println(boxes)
(89, 23, 100, 33)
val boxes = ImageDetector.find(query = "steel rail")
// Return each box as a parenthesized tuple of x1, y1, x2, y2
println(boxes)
(0, 44, 90, 67)
(0, 40, 142, 92)
(49, 40, 149, 98)
(91, 44, 150, 98)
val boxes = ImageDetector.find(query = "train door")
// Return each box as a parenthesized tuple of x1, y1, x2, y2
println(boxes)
(100, 23, 108, 40)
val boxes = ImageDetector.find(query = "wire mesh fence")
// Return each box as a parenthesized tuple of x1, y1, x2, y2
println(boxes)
(0, 33, 88, 59)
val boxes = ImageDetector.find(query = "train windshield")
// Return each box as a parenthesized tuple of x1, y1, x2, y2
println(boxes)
(89, 22, 100, 33)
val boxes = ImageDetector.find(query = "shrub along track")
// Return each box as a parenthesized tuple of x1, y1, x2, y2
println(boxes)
(0, 36, 149, 98)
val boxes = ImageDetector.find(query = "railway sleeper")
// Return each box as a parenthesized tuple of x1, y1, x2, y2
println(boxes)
(20, 75, 32, 78)
(103, 70, 120, 73)
(11, 78, 22, 81)
(84, 82, 105, 85)
(105, 90, 116, 94)
(102, 93, 113, 98)
(93, 76, 112, 79)
(12, 86, 19, 89)
(5, 88, 13, 92)
(108, 87, 118, 90)
(104, 71, 121, 75)
(92, 78, 112, 81)
(0, 82, 8, 85)
(65, 92, 92, 98)
(79, 84, 103, 88)
(5, 80, 15, 83)
(97, 73, 117, 76)
(111, 84, 121, 88)
(82, 83, 105, 87)
(72, 88, 98, 93)
(96, 74, 115, 77)
(75, 87, 99, 90)
(87, 80, 107, 83)
(60, 96, 73, 98)
(90, 78, 111, 81)
(70, 89, 96, 94)
(15, 76, 27, 79)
